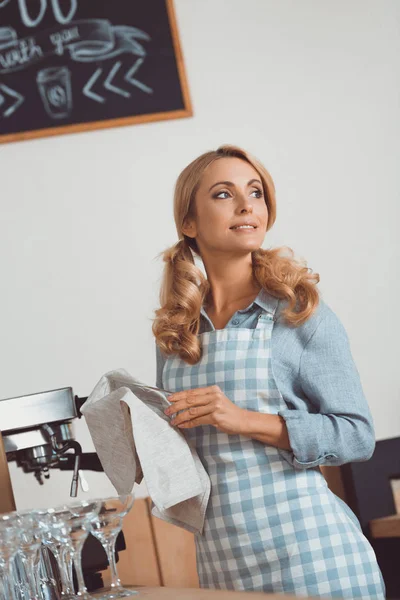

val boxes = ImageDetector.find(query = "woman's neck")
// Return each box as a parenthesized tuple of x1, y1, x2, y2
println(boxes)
(203, 254, 261, 314)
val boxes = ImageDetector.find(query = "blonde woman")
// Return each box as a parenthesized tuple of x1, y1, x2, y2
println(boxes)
(153, 145, 385, 598)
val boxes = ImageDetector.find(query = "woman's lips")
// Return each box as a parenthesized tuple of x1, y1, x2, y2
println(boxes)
(230, 226, 258, 232)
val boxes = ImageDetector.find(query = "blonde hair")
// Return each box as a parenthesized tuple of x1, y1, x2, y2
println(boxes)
(153, 144, 320, 364)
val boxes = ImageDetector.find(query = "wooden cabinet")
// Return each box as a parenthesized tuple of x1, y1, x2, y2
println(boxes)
(103, 497, 199, 589)
(111, 497, 163, 587)
(145, 498, 199, 588)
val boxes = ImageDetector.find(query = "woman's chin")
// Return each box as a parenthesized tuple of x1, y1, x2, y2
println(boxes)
(233, 239, 263, 252)
(200, 237, 264, 256)
(227, 241, 262, 256)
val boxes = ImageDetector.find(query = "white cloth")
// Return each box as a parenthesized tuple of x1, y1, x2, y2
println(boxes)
(81, 368, 210, 534)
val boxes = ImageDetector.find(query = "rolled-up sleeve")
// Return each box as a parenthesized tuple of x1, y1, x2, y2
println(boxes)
(277, 312, 376, 469)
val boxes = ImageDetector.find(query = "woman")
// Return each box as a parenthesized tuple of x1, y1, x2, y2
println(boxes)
(153, 145, 385, 598)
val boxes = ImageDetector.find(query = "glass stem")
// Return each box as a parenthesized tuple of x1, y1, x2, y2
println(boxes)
(41, 546, 53, 576)
(41, 546, 56, 586)
(23, 551, 41, 600)
(0, 561, 15, 600)
(59, 546, 75, 595)
(46, 546, 63, 596)
(12, 552, 29, 600)
(40, 546, 61, 599)
(73, 544, 87, 595)
(103, 533, 121, 590)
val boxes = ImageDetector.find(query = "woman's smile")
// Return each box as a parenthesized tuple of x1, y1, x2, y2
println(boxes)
(230, 220, 259, 232)
(231, 227, 257, 234)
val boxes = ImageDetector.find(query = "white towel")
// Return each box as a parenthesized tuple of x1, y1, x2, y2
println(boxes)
(81, 368, 210, 534)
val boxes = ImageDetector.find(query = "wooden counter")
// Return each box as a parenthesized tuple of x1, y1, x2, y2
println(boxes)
(125, 587, 315, 599)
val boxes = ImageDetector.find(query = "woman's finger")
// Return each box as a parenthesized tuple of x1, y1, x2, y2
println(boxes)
(172, 403, 214, 427)
(166, 388, 213, 415)
(166, 394, 212, 418)
(168, 385, 218, 404)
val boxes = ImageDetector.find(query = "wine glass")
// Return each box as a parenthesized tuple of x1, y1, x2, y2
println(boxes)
(63, 499, 101, 599)
(0, 513, 19, 600)
(42, 500, 100, 600)
(14, 513, 43, 600)
(38, 507, 76, 598)
(90, 494, 137, 599)
(12, 545, 60, 600)
(38, 546, 61, 600)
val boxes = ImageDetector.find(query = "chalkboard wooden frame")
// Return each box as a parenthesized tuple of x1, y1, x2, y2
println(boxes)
(0, 0, 192, 144)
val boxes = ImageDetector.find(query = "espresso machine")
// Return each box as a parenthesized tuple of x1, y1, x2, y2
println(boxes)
(0, 386, 126, 591)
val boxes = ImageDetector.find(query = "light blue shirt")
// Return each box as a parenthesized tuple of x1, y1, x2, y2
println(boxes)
(156, 288, 375, 470)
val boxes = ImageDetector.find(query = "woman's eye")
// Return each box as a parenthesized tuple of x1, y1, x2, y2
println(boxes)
(213, 189, 263, 199)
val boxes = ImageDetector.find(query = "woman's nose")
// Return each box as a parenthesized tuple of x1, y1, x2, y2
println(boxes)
(236, 193, 253, 213)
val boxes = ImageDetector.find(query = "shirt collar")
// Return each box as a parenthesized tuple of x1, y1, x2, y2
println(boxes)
(252, 287, 280, 317)
(200, 287, 279, 322)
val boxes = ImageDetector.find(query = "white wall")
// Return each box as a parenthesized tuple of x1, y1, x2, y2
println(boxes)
(1, 0, 399, 510)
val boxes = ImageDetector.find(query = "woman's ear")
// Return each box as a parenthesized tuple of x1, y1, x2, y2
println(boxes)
(181, 218, 197, 239)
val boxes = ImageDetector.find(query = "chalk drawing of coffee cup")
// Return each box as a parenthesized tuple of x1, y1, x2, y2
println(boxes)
(37, 66, 73, 119)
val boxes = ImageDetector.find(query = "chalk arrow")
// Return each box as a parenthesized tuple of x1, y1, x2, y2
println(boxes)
(124, 58, 153, 94)
(0, 84, 24, 117)
(83, 68, 105, 104)
(83, 59, 152, 104)
(104, 61, 130, 98)
(83, 62, 130, 103)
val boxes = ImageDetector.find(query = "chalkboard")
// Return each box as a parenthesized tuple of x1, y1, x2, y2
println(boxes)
(0, 0, 192, 144)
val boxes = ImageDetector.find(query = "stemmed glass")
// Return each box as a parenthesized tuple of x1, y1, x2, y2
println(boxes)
(41, 500, 100, 600)
(0, 496, 135, 599)
(39, 506, 77, 598)
(90, 494, 137, 599)
(15, 513, 44, 600)
(64, 499, 101, 599)
(0, 513, 19, 600)
(37, 546, 61, 600)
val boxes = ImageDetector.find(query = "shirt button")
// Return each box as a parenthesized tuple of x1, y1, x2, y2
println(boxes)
(232, 319, 239, 326)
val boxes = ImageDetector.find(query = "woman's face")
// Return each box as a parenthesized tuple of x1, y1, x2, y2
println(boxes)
(183, 157, 268, 257)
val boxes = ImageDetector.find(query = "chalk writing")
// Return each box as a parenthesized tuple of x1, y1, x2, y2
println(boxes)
(15, 0, 77, 28)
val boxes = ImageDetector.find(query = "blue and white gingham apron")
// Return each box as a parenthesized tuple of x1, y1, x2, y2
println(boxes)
(163, 309, 386, 598)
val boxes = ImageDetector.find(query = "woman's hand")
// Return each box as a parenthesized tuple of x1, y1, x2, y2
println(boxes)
(164, 385, 245, 435)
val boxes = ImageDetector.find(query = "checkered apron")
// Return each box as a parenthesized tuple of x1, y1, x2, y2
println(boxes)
(162, 311, 386, 598)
